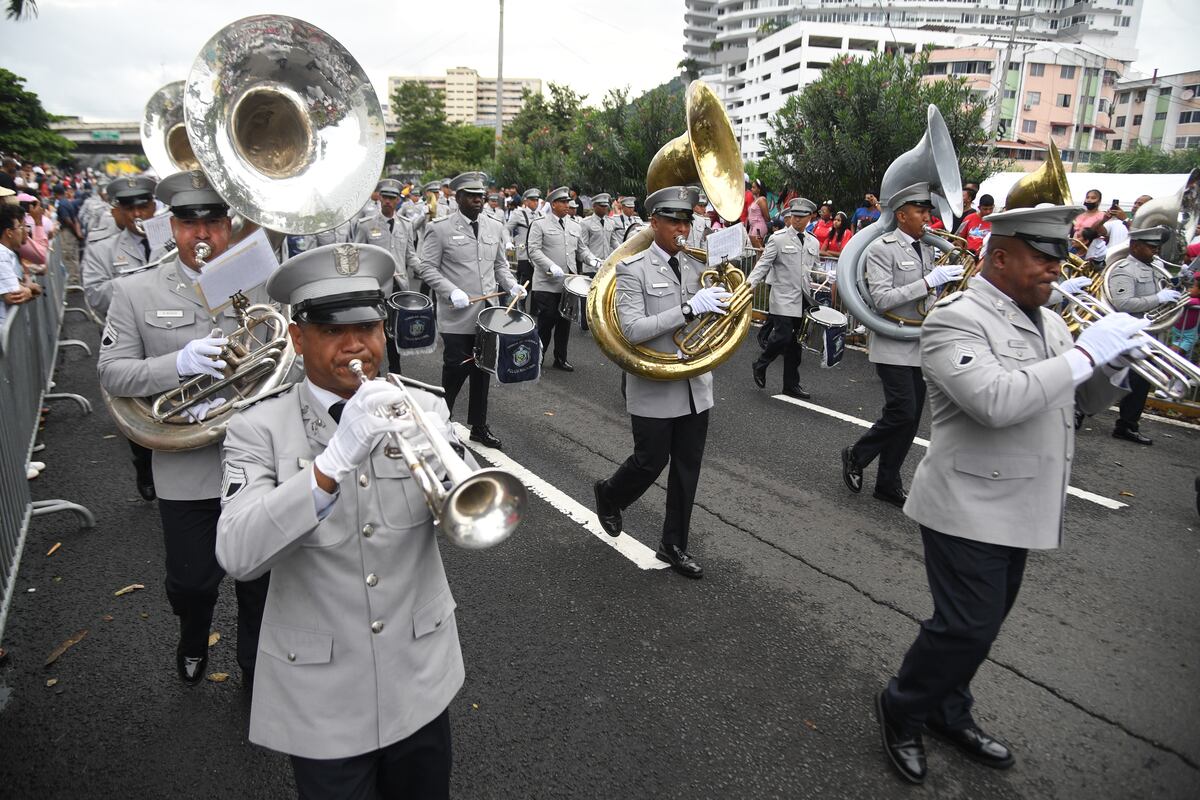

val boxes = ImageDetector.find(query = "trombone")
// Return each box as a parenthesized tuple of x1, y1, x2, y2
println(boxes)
(348, 359, 526, 550)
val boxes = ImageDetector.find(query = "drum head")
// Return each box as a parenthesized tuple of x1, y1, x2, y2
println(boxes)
(808, 306, 848, 326)
(478, 306, 536, 336)
(562, 274, 593, 299)
(387, 291, 432, 312)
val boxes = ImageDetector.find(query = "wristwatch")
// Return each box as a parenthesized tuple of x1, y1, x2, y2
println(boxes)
(681, 302, 695, 321)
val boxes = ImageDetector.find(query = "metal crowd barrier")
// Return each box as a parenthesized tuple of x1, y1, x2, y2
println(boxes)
(0, 239, 95, 643)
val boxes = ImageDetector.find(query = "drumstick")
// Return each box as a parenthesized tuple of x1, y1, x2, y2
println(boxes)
(467, 289, 508, 305)
(504, 281, 530, 314)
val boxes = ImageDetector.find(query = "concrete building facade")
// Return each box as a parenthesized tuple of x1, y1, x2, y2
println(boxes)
(1110, 70, 1200, 152)
(386, 68, 541, 127)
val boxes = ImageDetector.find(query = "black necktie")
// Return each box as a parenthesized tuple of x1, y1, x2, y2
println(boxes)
(140, 237, 150, 261)
(668, 256, 681, 282)
(471, 220, 479, 239)
(559, 217, 565, 230)
(329, 401, 345, 424)
(387, 217, 394, 233)
(912, 240, 923, 266)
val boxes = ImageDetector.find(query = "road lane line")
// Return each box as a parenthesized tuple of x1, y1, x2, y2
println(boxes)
(453, 424, 669, 570)
(772, 395, 1127, 510)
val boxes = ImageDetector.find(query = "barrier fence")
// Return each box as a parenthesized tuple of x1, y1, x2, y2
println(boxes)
(0, 239, 95, 644)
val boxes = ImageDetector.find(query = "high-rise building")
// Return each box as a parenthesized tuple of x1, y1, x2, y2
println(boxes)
(386, 68, 542, 127)
(1110, 70, 1200, 152)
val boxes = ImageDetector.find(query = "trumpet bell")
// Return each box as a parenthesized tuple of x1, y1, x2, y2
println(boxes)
(142, 81, 199, 176)
(441, 469, 528, 550)
(646, 81, 744, 222)
(184, 15, 386, 234)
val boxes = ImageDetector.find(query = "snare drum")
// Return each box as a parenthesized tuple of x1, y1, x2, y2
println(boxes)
(558, 274, 593, 323)
(474, 306, 541, 385)
(798, 306, 847, 368)
(386, 291, 438, 355)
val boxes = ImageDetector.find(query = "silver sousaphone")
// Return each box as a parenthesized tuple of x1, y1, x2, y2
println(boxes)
(142, 81, 200, 176)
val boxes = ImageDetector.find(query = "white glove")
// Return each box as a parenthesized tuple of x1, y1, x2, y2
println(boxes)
(176, 334, 228, 379)
(450, 288, 470, 309)
(1075, 312, 1151, 368)
(1156, 288, 1183, 304)
(182, 396, 226, 423)
(925, 263, 966, 288)
(313, 381, 418, 484)
(509, 284, 527, 299)
(689, 285, 732, 316)
(549, 264, 565, 278)
(1058, 276, 1093, 296)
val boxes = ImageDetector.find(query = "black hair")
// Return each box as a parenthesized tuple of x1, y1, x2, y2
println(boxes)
(0, 203, 24, 233)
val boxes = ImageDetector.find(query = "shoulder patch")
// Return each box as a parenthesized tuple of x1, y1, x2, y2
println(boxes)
(221, 463, 248, 503)
(619, 251, 648, 266)
(952, 344, 977, 370)
(232, 382, 297, 412)
(934, 290, 964, 308)
(100, 323, 118, 348)
(880, 233, 898, 243)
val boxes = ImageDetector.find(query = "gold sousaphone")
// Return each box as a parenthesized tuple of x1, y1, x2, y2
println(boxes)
(586, 80, 751, 381)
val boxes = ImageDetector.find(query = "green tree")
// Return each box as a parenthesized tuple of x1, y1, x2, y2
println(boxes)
(0, 68, 73, 163)
(1089, 142, 1200, 174)
(762, 51, 1008, 216)
(389, 81, 448, 172)
(6, 0, 38, 21)
(493, 83, 587, 190)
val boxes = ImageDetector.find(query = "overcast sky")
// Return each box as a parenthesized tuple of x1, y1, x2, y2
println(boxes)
(0, 0, 1195, 123)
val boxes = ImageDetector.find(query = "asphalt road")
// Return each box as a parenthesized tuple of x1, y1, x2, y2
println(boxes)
(1, 297, 1197, 799)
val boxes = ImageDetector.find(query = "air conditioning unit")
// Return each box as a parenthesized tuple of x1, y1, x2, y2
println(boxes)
(1023, 103, 1032, 110)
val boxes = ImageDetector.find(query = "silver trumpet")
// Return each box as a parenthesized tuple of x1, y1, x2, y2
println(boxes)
(347, 359, 525, 549)
(1052, 281, 1200, 400)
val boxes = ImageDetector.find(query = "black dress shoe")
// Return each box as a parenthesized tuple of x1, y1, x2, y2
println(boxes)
(469, 425, 503, 449)
(655, 544, 703, 579)
(1074, 410, 1085, 430)
(873, 486, 908, 508)
(783, 385, 811, 400)
(875, 692, 926, 784)
(552, 359, 575, 372)
(752, 363, 766, 388)
(176, 649, 207, 686)
(136, 474, 156, 502)
(1112, 427, 1152, 445)
(593, 480, 622, 537)
(926, 722, 1015, 769)
(841, 447, 863, 493)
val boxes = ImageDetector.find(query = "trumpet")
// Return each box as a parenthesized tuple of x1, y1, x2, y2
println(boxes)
(347, 359, 525, 549)
(669, 235, 755, 359)
(1050, 281, 1200, 400)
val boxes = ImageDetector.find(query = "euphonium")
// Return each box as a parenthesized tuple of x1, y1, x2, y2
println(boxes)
(587, 80, 751, 381)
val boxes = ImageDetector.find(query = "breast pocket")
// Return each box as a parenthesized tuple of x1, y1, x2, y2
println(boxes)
(995, 342, 1036, 368)
(645, 284, 678, 314)
(259, 622, 333, 666)
(370, 450, 433, 530)
(276, 457, 355, 549)
(143, 308, 197, 351)
(954, 450, 1040, 481)
(479, 235, 500, 263)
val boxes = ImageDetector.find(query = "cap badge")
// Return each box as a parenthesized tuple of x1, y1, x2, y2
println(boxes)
(126, 177, 137, 189)
(334, 245, 359, 276)
(190, 172, 206, 189)
(677, 188, 689, 201)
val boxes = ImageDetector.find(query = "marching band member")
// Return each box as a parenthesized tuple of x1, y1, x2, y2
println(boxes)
(82, 175, 159, 319)
(527, 186, 600, 371)
(96, 170, 270, 685)
(1106, 225, 1180, 445)
(685, 191, 712, 249)
(579, 192, 615, 267)
(507, 188, 542, 309)
(875, 205, 1142, 784)
(749, 197, 820, 399)
(352, 179, 417, 374)
(841, 183, 965, 508)
(592, 186, 730, 579)
(216, 243, 465, 799)
(611, 196, 640, 250)
(417, 171, 523, 450)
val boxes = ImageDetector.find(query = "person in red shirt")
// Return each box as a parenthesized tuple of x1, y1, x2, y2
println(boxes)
(954, 194, 994, 255)
(809, 201, 835, 247)
(821, 211, 853, 257)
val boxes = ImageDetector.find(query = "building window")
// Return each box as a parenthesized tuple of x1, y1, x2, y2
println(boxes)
(1022, 119, 1037, 133)
(1116, 115, 1126, 127)
(1155, 111, 1167, 121)
(1060, 65, 1076, 80)
(1004, 89, 1016, 99)
(925, 63, 948, 76)
(1133, 114, 1143, 126)
(1180, 111, 1200, 124)
(1029, 63, 1045, 77)
(1111, 140, 1122, 151)
(1120, 16, 1130, 27)
(1052, 124, 1069, 136)
(1026, 91, 1041, 105)
(1057, 93, 1071, 108)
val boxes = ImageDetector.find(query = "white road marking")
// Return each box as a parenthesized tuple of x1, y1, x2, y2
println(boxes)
(772, 395, 1128, 510)
(454, 424, 668, 570)
(1105, 406, 1200, 431)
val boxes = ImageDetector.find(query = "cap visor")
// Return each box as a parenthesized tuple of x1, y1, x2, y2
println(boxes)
(297, 301, 387, 325)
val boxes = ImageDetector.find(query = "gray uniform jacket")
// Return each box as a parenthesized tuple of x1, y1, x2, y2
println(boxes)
(747, 227, 819, 317)
(865, 231, 934, 367)
(686, 214, 712, 250)
(416, 211, 516, 335)
(611, 214, 635, 252)
(1105, 255, 1160, 315)
(527, 214, 597, 293)
(579, 214, 615, 263)
(352, 212, 417, 289)
(97, 254, 272, 500)
(401, 200, 427, 235)
(216, 382, 465, 760)
(506, 207, 538, 262)
(905, 277, 1125, 549)
(82, 227, 158, 318)
(615, 248, 714, 418)
(316, 220, 354, 247)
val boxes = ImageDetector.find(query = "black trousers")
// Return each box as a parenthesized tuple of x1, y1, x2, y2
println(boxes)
(604, 410, 709, 551)
(850, 364, 925, 491)
(291, 708, 452, 800)
(515, 260, 533, 312)
(754, 313, 804, 390)
(532, 290, 570, 362)
(884, 526, 1028, 736)
(1116, 372, 1151, 430)
(440, 333, 489, 428)
(129, 439, 152, 475)
(157, 497, 269, 675)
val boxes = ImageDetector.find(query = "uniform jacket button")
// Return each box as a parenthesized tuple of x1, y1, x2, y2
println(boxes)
(366, 573, 378, 587)
(359, 474, 370, 488)
(362, 523, 374, 538)
(991, 471, 1001, 478)
(287, 652, 296, 662)
(371, 620, 385, 634)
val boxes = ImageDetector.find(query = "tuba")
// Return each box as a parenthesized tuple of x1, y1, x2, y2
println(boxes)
(835, 105, 964, 340)
(586, 80, 751, 381)
(104, 15, 385, 452)
(142, 81, 200, 177)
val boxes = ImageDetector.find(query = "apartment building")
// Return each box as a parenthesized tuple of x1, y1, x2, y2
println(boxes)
(1109, 70, 1200, 152)
(386, 68, 541, 127)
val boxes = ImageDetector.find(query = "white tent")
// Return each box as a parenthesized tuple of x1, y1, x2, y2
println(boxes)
(976, 172, 1190, 213)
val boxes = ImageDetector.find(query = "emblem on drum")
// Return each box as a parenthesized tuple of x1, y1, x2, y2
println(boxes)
(408, 319, 426, 336)
(334, 245, 359, 275)
(512, 344, 532, 367)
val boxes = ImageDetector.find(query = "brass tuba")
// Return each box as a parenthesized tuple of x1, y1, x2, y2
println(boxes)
(141, 81, 200, 177)
(104, 15, 385, 451)
(586, 80, 751, 381)
(834, 105, 964, 340)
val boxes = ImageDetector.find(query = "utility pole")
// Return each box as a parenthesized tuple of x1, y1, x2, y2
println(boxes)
(988, 0, 1022, 157)
(495, 0, 505, 159)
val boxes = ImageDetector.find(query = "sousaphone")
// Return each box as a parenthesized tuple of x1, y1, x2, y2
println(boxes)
(141, 81, 199, 177)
